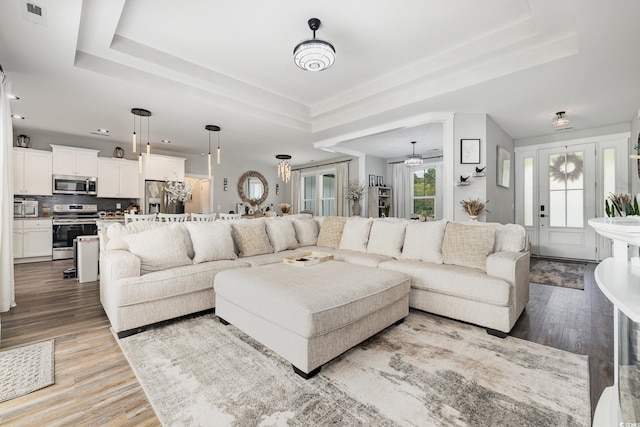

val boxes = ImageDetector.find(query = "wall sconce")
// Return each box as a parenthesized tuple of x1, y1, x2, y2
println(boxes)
(276, 183, 280, 195)
(223, 178, 228, 191)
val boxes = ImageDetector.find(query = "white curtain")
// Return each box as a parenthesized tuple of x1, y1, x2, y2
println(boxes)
(392, 163, 411, 219)
(0, 68, 15, 313)
(335, 162, 349, 217)
(290, 169, 301, 214)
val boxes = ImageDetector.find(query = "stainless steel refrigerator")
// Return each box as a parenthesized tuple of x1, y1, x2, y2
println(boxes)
(145, 180, 168, 214)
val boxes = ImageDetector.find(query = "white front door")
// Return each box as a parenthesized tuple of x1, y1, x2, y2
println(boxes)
(538, 143, 597, 259)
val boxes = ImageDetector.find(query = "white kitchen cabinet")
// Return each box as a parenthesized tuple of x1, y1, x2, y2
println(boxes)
(50, 144, 99, 177)
(14, 219, 52, 260)
(97, 158, 139, 198)
(143, 153, 185, 181)
(13, 148, 52, 195)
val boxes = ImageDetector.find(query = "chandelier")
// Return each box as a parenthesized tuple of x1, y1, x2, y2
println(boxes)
(293, 18, 335, 71)
(131, 108, 151, 173)
(404, 141, 423, 166)
(276, 154, 292, 183)
(205, 125, 221, 178)
(552, 111, 569, 128)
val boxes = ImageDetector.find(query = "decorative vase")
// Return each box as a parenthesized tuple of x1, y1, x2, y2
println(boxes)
(175, 201, 185, 214)
(469, 215, 478, 221)
(352, 199, 361, 216)
(113, 146, 124, 158)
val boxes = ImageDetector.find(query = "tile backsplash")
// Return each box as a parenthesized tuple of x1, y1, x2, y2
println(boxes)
(16, 194, 138, 216)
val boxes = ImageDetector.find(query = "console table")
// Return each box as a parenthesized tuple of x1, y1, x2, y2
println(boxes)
(589, 217, 640, 426)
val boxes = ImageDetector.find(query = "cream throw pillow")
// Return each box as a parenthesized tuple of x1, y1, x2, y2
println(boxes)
(185, 222, 237, 264)
(106, 221, 167, 251)
(441, 222, 496, 271)
(292, 218, 318, 246)
(231, 220, 274, 257)
(339, 217, 373, 253)
(401, 220, 448, 263)
(317, 216, 347, 249)
(366, 220, 407, 258)
(122, 226, 192, 274)
(265, 220, 299, 252)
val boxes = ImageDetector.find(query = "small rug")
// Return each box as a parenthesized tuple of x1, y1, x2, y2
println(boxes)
(118, 312, 590, 426)
(0, 339, 55, 402)
(530, 259, 586, 290)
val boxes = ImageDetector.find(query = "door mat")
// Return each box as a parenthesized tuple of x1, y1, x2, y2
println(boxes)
(0, 339, 55, 402)
(530, 259, 586, 290)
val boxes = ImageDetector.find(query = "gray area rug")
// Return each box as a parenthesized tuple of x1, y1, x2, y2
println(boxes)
(530, 259, 586, 290)
(0, 339, 55, 402)
(118, 311, 590, 426)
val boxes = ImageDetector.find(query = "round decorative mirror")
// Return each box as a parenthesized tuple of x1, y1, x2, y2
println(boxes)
(238, 170, 269, 205)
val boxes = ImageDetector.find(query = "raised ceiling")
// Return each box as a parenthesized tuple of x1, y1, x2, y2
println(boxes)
(1, 0, 639, 164)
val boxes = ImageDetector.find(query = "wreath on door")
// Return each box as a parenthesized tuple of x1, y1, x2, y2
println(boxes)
(549, 153, 583, 183)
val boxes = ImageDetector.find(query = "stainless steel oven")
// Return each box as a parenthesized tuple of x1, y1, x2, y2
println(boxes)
(52, 204, 98, 260)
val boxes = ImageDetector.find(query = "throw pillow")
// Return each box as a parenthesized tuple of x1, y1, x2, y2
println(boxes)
(170, 223, 195, 259)
(231, 219, 274, 257)
(441, 222, 496, 271)
(106, 221, 167, 251)
(316, 216, 347, 249)
(185, 222, 237, 264)
(366, 220, 407, 258)
(265, 220, 299, 252)
(339, 217, 373, 253)
(401, 220, 448, 263)
(292, 218, 318, 246)
(122, 226, 192, 274)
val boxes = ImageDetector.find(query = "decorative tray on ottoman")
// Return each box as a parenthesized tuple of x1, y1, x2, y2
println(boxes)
(283, 251, 334, 267)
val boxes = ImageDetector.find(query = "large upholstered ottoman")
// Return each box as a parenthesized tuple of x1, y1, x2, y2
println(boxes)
(214, 260, 410, 378)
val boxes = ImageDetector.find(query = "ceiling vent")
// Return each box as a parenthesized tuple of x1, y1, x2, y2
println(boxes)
(21, 0, 47, 26)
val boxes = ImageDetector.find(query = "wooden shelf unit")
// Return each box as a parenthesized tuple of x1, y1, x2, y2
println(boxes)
(368, 186, 392, 218)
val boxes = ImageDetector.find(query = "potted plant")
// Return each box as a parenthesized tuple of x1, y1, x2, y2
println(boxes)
(279, 203, 291, 215)
(460, 198, 489, 220)
(346, 180, 366, 216)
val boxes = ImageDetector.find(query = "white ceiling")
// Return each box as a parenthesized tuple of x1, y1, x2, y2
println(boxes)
(1, 0, 639, 166)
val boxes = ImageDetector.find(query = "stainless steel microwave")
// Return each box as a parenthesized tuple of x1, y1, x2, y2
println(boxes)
(52, 175, 97, 195)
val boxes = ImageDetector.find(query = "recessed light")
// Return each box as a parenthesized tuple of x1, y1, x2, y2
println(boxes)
(161, 139, 171, 143)
(8, 94, 19, 100)
(97, 129, 109, 133)
(11, 114, 24, 119)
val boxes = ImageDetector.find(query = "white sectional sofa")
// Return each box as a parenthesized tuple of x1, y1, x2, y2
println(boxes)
(99, 214, 529, 339)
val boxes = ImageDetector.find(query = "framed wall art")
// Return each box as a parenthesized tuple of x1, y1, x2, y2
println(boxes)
(461, 139, 480, 164)
(377, 176, 384, 186)
(369, 174, 376, 187)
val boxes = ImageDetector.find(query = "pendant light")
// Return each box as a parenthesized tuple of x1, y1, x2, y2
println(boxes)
(205, 125, 220, 178)
(131, 108, 151, 173)
(404, 141, 423, 166)
(132, 113, 136, 153)
(276, 154, 292, 183)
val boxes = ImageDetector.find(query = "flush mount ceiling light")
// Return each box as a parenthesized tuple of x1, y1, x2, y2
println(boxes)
(293, 18, 335, 71)
(552, 111, 569, 128)
(404, 141, 423, 166)
(205, 125, 221, 178)
(276, 154, 292, 183)
(131, 108, 151, 173)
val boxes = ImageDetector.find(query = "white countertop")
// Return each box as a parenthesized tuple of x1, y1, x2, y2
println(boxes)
(588, 217, 640, 246)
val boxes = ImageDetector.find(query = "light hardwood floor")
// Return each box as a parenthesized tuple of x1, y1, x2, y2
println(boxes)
(0, 259, 612, 424)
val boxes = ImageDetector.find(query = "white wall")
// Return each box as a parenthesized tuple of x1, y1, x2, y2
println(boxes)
(452, 113, 487, 221)
(486, 116, 515, 224)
